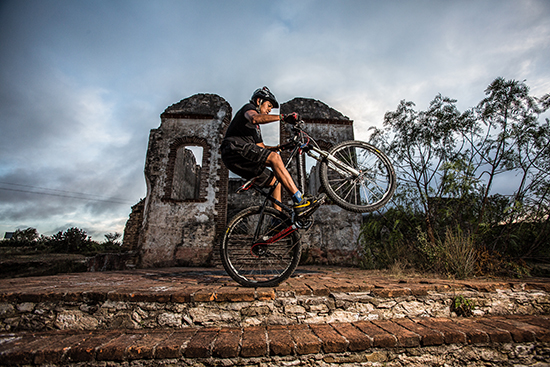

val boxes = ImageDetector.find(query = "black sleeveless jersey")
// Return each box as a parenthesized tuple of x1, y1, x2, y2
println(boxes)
(223, 103, 263, 145)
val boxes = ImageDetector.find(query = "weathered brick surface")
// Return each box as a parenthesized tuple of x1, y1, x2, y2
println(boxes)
(241, 325, 267, 357)
(513, 314, 550, 330)
(33, 333, 89, 364)
(288, 324, 322, 355)
(455, 321, 490, 344)
(0, 267, 549, 365)
(256, 288, 276, 301)
(371, 287, 411, 298)
(192, 287, 221, 302)
(372, 320, 420, 347)
(394, 318, 444, 346)
(415, 317, 467, 344)
(212, 327, 241, 358)
(331, 322, 372, 351)
(304, 281, 331, 296)
(184, 327, 218, 358)
(0, 333, 48, 365)
(450, 319, 490, 344)
(127, 331, 170, 360)
(354, 321, 397, 348)
(154, 329, 195, 359)
(1, 315, 550, 364)
(493, 316, 550, 342)
(65, 330, 122, 362)
(310, 323, 348, 353)
(215, 287, 255, 302)
(1, 266, 549, 311)
(479, 318, 536, 343)
(454, 318, 512, 343)
(96, 333, 143, 361)
(267, 325, 294, 356)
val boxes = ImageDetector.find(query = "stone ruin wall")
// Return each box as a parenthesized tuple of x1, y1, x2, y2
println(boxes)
(123, 94, 363, 268)
(129, 94, 231, 268)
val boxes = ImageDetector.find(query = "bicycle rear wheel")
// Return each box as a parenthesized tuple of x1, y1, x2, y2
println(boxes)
(220, 206, 301, 287)
(320, 141, 396, 213)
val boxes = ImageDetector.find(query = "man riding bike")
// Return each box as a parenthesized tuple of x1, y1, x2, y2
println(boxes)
(221, 86, 325, 218)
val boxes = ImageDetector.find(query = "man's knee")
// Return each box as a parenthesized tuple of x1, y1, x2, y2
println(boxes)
(266, 151, 283, 166)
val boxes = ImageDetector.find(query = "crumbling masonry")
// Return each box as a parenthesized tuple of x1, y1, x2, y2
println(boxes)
(123, 94, 363, 268)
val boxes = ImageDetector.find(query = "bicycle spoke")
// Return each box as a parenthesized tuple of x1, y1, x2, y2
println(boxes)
(320, 141, 395, 213)
(221, 207, 300, 287)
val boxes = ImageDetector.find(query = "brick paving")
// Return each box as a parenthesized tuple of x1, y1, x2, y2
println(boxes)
(0, 266, 549, 365)
(1, 315, 550, 364)
(0, 266, 549, 303)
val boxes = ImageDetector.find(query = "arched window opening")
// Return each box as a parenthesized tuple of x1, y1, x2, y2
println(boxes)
(171, 145, 203, 200)
(304, 140, 332, 195)
(306, 154, 322, 195)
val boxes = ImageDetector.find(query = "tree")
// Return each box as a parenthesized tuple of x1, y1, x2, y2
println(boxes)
(7, 227, 39, 246)
(472, 78, 543, 228)
(366, 77, 550, 274)
(370, 94, 476, 246)
(102, 232, 123, 252)
(11, 227, 39, 242)
(104, 232, 121, 245)
(49, 227, 95, 253)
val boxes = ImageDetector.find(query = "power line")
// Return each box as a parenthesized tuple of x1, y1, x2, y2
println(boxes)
(0, 182, 135, 205)
(0, 181, 129, 200)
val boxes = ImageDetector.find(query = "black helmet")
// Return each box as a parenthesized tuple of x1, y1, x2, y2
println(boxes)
(250, 86, 279, 108)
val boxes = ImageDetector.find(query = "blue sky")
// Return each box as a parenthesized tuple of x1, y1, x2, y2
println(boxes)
(1, 0, 549, 239)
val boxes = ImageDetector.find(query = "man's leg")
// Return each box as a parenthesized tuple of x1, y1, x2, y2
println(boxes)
(266, 151, 326, 218)
(269, 177, 283, 211)
(265, 152, 299, 195)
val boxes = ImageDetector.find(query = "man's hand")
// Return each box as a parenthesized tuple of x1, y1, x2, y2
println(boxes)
(267, 145, 283, 152)
(280, 112, 300, 125)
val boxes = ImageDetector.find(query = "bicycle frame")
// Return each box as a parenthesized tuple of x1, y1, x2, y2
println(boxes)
(222, 120, 397, 287)
(238, 121, 362, 244)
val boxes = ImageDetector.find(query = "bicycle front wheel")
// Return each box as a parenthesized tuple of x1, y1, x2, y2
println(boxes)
(320, 141, 396, 213)
(220, 206, 301, 287)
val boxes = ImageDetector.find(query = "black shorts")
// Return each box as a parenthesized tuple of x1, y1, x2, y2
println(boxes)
(221, 140, 274, 187)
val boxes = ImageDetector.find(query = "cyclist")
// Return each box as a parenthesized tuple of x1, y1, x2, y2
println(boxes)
(221, 86, 325, 218)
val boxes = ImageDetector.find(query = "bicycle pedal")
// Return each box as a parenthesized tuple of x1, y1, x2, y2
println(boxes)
(295, 217, 314, 230)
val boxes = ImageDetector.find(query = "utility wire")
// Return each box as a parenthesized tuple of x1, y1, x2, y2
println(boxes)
(0, 182, 135, 205)
(0, 181, 128, 199)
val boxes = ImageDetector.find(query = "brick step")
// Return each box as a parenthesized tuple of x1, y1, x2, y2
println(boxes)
(1, 315, 549, 365)
(1, 267, 549, 332)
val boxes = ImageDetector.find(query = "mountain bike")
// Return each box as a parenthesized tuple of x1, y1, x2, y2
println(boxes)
(220, 119, 396, 287)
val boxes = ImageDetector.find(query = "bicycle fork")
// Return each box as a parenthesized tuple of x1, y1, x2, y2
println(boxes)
(307, 146, 361, 177)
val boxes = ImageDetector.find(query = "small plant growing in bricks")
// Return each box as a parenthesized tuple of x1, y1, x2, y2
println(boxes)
(451, 295, 476, 317)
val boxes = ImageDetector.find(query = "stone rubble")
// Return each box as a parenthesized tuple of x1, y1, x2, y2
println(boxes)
(1, 286, 548, 331)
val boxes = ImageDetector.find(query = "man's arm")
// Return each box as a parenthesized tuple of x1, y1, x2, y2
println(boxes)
(255, 141, 282, 151)
(245, 109, 281, 125)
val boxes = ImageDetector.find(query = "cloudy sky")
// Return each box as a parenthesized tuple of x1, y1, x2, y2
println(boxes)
(1, 0, 549, 240)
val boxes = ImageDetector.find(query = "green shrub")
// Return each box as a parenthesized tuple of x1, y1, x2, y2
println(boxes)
(418, 227, 476, 279)
(359, 209, 422, 270)
(452, 295, 476, 317)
